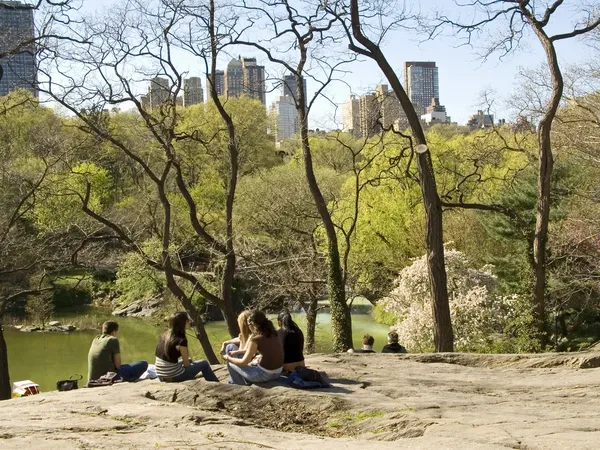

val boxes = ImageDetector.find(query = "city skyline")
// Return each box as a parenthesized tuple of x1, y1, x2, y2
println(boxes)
(56, 0, 598, 129)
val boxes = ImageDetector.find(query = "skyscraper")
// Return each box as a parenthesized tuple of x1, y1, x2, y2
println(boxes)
(404, 61, 439, 115)
(241, 57, 266, 104)
(225, 58, 244, 98)
(342, 95, 360, 138)
(375, 84, 404, 131)
(147, 76, 170, 108)
(220, 57, 266, 104)
(206, 70, 225, 97)
(282, 74, 307, 108)
(358, 93, 381, 139)
(183, 77, 203, 107)
(0, 1, 37, 97)
(270, 95, 298, 142)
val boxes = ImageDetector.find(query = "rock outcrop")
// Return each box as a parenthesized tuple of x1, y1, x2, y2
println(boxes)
(112, 298, 162, 318)
(1, 352, 600, 449)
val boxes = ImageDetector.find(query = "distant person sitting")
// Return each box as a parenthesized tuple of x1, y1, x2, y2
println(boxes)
(277, 311, 305, 372)
(155, 312, 219, 383)
(348, 334, 376, 353)
(381, 332, 408, 354)
(87, 321, 148, 383)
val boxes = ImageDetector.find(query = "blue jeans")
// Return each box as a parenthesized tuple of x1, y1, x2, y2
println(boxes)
(171, 360, 219, 382)
(227, 362, 281, 385)
(225, 343, 243, 358)
(117, 360, 148, 382)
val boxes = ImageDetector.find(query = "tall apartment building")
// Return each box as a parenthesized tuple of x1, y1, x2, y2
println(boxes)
(206, 70, 225, 97)
(404, 61, 439, 115)
(0, 1, 37, 97)
(241, 57, 266, 104)
(225, 58, 244, 98)
(270, 95, 298, 142)
(183, 77, 203, 107)
(221, 57, 266, 104)
(282, 74, 307, 108)
(375, 84, 405, 131)
(147, 76, 170, 108)
(359, 93, 381, 139)
(342, 95, 360, 138)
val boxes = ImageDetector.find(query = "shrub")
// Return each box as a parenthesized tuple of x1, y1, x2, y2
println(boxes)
(380, 248, 533, 352)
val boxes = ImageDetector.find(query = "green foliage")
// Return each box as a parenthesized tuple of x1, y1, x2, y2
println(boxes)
(33, 162, 112, 231)
(25, 295, 54, 327)
(371, 303, 397, 326)
(115, 252, 165, 305)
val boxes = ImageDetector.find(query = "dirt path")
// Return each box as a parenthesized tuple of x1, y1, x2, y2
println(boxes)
(1, 352, 600, 449)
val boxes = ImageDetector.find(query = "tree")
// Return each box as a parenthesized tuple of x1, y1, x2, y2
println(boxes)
(35, 0, 278, 362)
(433, 0, 600, 347)
(233, 0, 361, 351)
(381, 249, 521, 352)
(235, 163, 337, 353)
(0, 92, 74, 400)
(326, 0, 454, 351)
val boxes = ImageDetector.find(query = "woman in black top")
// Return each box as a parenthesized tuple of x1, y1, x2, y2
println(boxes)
(277, 311, 305, 372)
(154, 311, 219, 382)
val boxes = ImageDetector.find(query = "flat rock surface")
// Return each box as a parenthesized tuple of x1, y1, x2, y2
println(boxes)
(2, 351, 600, 449)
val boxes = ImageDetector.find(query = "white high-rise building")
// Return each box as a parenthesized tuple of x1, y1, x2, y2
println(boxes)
(270, 96, 298, 141)
(342, 95, 360, 138)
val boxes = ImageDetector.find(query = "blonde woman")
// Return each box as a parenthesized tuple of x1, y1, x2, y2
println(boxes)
(219, 310, 251, 358)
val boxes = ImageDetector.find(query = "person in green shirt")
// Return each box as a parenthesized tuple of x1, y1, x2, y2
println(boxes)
(87, 321, 148, 382)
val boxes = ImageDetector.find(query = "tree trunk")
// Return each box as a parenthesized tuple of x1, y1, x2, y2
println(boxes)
(297, 74, 353, 353)
(532, 148, 552, 347)
(525, 16, 563, 349)
(221, 254, 240, 338)
(193, 320, 219, 364)
(417, 152, 454, 352)
(305, 296, 318, 355)
(348, 0, 453, 352)
(0, 302, 10, 400)
(165, 271, 220, 364)
(0, 326, 10, 400)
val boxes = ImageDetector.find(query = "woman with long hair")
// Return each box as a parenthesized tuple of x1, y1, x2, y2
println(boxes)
(154, 311, 219, 382)
(219, 310, 251, 358)
(277, 311, 305, 372)
(224, 310, 283, 385)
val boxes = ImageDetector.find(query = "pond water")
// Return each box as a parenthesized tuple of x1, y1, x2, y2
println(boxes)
(5, 304, 391, 392)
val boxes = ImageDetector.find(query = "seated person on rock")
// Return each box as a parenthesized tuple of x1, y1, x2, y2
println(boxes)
(155, 311, 219, 383)
(381, 331, 408, 354)
(88, 320, 148, 383)
(277, 311, 305, 372)
(348, 334, 376, 353)
(224, 310, 284, 385)
(219, 310, 251, 359)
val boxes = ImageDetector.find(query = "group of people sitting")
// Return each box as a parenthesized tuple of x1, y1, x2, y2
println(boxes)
(348, 332, 408, 354)
(87, 309, 307, 386)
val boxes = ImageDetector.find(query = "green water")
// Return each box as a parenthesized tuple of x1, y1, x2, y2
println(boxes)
(5, 306, 390, 392)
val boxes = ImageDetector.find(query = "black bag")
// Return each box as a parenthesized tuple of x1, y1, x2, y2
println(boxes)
(294, 367, 332, 387)
(86, 371, 121, 388)
(57, 374, 83, 391)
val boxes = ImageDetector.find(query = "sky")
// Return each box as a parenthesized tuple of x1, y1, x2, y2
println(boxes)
(45, 0, 598, 129)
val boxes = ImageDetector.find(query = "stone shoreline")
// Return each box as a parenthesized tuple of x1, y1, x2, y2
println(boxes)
(2, 351, 600, 449)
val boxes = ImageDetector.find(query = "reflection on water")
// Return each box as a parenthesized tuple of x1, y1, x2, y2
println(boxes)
(5, 306, 391, 392)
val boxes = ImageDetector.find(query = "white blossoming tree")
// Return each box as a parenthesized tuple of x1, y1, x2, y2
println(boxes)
(381, 249, 519, 352)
